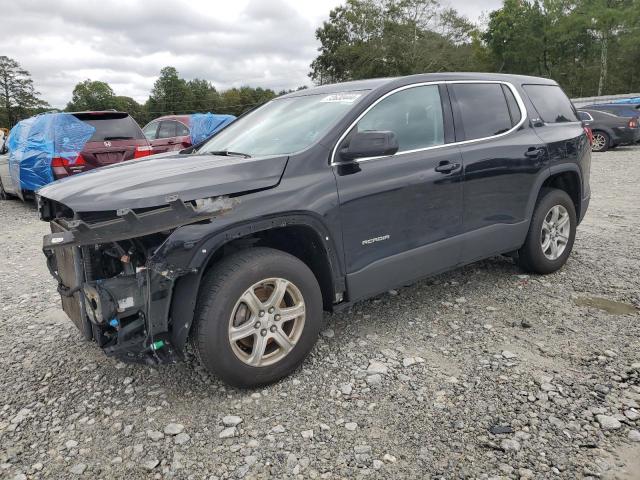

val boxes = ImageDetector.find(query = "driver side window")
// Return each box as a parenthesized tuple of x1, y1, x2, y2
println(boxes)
(352, 85, 445, 153)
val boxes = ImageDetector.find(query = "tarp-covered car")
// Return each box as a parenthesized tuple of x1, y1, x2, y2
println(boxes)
(7, 111, 152, 195)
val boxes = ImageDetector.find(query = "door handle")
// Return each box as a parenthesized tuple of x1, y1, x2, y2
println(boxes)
(435, 162, 460, 173)
(525, 147, 544, 158)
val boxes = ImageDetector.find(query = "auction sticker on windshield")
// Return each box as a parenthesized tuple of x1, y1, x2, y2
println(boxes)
(320, 93, 362, 103)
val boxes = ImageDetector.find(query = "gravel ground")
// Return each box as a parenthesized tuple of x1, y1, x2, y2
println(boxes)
(1, 146, 639, 480)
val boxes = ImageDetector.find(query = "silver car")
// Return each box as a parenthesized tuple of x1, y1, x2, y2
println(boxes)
(0, 141, 20, 199)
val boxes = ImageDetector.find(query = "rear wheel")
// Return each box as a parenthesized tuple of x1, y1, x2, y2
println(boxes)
(591, 130, 609, 152)
(192, 247, 323, 388)
(518, 188, 576, 274)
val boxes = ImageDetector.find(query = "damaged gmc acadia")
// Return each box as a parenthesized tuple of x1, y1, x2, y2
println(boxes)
(38, 73, 591, 387)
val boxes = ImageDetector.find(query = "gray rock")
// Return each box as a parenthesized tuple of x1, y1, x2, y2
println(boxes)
(367, 360, 388, 375)
(174, 432, 190, 445)
(628, 430, 640, 442)
(596, 414, 622, 430)
(164, 423, 185, 435)
(219, 427, 236, 439)
(146, 430, 164, 441)
(142, 458, 159, 471)
(301, 429, 314, 439)
(500, 439, 521, 452)
(345, 422, 358, 431)
(69, 463, 87, 475)
(222, 415, 243, 427)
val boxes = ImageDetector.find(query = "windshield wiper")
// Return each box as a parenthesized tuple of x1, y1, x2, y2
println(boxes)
(103, 136, 134, 140)
(207, 150, 252, 158)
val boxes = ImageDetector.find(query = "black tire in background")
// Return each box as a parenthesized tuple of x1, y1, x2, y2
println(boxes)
(591, 130, 610, 152)
(192, 247, 323, 388)
(518, 188, 577, 274)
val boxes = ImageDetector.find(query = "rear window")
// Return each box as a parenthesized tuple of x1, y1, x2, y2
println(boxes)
(523, 85, 578, 123)
(450, 83, 514, 140)
(74, 114, 145, 141)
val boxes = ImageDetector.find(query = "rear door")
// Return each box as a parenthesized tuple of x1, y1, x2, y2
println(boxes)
(76, 113, 149, 169)
(151, 121, 180, 153)
(450, 82, 549, 263)
(334, 83, 463, 301)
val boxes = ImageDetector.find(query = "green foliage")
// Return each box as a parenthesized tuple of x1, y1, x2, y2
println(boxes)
(66, 79, 117, 112)
(0, 56, 48, 128)
(310, 0, 487, 83)
(483, 0, 640, 96)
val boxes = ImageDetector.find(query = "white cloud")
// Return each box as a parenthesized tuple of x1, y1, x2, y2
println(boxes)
(1, 0, 502, 108)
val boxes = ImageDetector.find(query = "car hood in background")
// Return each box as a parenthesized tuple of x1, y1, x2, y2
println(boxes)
(37, 153, 288, 212)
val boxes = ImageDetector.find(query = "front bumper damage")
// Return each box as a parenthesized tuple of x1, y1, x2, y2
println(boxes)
(40, 195, 236, 365)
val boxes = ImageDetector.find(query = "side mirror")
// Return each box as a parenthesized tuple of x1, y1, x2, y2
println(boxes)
(339, 130, 399, 161)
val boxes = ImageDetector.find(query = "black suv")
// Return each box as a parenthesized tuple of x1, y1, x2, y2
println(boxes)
(37, 73, 591, 387)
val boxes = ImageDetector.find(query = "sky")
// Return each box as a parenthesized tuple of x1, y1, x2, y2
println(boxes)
(1, 0, 503, 108)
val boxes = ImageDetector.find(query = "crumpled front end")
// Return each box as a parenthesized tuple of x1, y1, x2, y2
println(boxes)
(39, 194, 236, 364)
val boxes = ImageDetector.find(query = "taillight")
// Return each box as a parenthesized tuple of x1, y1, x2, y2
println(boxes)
(628, 118, 638, 128)
(584, 126, 593, 145)
(51, 154, 87, 167)
(134, 145, 153, 159)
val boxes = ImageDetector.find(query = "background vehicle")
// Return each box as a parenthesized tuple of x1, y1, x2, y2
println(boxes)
(0, 151, 19, 199)
(584, 103, 640, 119)
(38, 73, 590, 388)
(142, 115, 192, 154)
(143, 114, 235, 155)
(577, 108, 640, 152)
(52, 111, 152, 179)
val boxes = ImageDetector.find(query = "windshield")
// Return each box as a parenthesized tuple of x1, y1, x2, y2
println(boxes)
(198, 91, 367, 157)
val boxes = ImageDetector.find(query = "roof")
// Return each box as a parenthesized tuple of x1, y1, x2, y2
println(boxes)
(281, 72, 558, 99)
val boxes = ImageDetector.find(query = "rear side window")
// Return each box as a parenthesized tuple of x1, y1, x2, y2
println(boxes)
(523, 85, 578, 123)
(450, 83, 513, 140)
(577, 111, 593, 121)
(78, 115, 145, 141)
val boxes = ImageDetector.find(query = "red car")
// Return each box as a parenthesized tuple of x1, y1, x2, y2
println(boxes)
(142, 115, 192, 154)
(52, 111, 152, 179)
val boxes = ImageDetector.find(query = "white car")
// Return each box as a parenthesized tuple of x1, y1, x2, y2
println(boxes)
(0, 150, 20, 200)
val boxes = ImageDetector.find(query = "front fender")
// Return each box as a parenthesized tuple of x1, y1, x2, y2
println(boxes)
(156, 213, 345, 352)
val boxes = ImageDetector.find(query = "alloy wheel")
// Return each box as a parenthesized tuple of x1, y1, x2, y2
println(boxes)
(540, 205, 571, 260)
(592, 133, 607, 152)
(228, 277, 306, 367)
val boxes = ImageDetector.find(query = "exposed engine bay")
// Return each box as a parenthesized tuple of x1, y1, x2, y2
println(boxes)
(40, 194, 237, 364)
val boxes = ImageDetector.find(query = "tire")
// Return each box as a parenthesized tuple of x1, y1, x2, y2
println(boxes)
(591, 130, 609, 152)
(192, 247, 323, 388)
(518, 188, 577, 274)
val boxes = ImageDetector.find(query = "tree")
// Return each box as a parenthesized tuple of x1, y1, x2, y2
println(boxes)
(482, 0, 640, 97)
(146, 66, 189, 117)
(0, 56, 48, 127)
(309, 0, 486, 84)
(66, 79, 116, 111)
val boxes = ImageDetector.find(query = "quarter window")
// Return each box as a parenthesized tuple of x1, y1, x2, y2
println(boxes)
(450, 83, 513, 141)
(523, 84, 578, 123)
(350, 85, 445, 153)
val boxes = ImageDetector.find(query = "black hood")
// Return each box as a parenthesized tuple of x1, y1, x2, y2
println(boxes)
(37, 153, 288, 212)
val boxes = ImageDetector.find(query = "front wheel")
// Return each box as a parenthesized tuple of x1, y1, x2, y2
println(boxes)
(518, 188, 577, 274)
(192, 247, 323, 388)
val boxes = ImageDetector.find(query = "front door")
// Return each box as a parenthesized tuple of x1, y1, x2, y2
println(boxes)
(333, 84, 463, 301)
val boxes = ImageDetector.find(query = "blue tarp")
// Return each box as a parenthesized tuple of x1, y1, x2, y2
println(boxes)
(613, 97, 640, 104)
(189, 113, 235, 145)
(7, 113, 95, 191)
